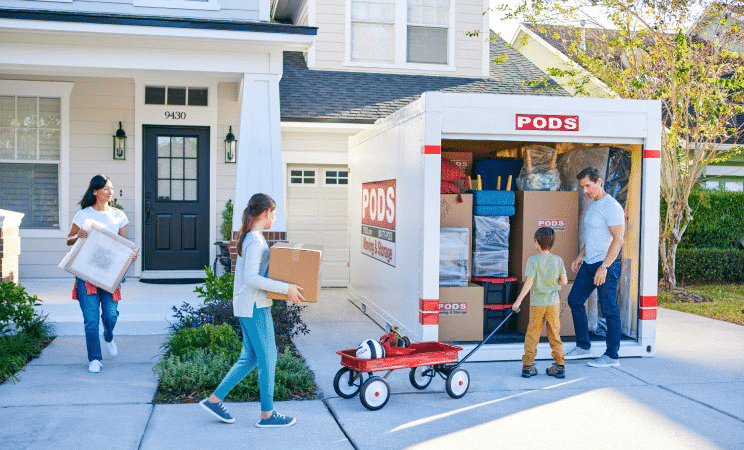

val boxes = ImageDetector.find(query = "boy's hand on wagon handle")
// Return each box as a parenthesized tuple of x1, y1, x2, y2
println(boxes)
(287, 285, 304, 303)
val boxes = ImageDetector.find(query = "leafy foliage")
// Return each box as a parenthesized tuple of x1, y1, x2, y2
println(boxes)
(155, 346, 316, 402)
(172, 266, 310, 347)
(663, 190, 744, 249)
(496, 0, 744, 288)
(161, 323, 242, 359)
(0, 281, 44, 335)
(220, 199, 233, 242)
(672, 248, 744, 283)
(0, 281, 54, 383)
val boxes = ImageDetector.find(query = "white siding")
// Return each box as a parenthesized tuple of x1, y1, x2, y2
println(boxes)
(216, 81, 240, 237)
(0, 75, 137, 278)
(4, 0, 262, 21)
(310, 0, 487, 77)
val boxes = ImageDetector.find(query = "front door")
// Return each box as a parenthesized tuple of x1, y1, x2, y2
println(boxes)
(143, 126, 210, 271)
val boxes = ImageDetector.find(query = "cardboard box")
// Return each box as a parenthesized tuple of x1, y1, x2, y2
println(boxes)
(438, 283, 484, 342)
(516, 282, 575, 337)
(441, 193, 473, 273)
(266, 243, 323, 303)
(509, 191, 579, 281)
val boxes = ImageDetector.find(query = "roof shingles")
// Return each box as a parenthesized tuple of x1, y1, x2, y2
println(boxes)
(280, 34, 568, 123)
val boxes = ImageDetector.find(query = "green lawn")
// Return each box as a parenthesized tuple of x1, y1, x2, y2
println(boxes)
(658, 282, 744, 326)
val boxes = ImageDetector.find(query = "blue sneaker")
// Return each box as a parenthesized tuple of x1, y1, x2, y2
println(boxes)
(256, 411, 296, 428)
(199, 399, 235, 424)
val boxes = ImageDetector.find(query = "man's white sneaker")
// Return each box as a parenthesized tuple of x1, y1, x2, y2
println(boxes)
(587, 354, 620, 368)
(105, 340, 118, 358)
(564, 346, 592, 359)
(88, 360, 102, 373)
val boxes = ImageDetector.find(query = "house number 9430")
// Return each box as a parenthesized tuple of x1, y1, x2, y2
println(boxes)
(165, 111, 186, 119)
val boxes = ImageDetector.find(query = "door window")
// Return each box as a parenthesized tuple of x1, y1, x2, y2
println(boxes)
(157, 136, 198, 201)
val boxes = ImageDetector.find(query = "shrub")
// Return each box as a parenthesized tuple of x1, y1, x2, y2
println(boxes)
(172, 266, 310, 346)
(155, 346, 317, 402)
(220, 199, 234, 242)
(0, 281, 43, 335)
(662, 190, 744, 249)
(0, 325, 53, 383)
(674, 249, 744, 283)
(162, 323, 241, 359)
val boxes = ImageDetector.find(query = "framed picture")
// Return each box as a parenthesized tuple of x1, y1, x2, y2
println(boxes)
(58, 223, 139, 293)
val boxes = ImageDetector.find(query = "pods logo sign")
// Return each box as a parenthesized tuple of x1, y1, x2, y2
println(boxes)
(516, 114, 579, 132)
(361, 180, 396, 266)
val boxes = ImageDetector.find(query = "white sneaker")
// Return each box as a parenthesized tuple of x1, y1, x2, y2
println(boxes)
(564, 346, 592, 360)
(88, 360, 102, 373)
(105, 340, 118, 358)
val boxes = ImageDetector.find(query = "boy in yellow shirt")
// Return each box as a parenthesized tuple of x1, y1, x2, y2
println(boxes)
(512, 227, 568, 378)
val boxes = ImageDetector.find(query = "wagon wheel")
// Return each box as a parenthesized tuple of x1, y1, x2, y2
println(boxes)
(402, 336, 411, 348)
(360, 376, 390, 410)
(445, 368, 470, 399)
(409, 366, 434, 390)
(333, 367, 362, 399)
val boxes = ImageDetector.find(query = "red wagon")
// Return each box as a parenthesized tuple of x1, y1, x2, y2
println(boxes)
(334, 309, 517, 410)
(334, 341, 468, 410)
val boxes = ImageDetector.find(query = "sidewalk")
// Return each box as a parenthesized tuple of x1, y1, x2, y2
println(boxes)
(1, 280, 743, 450)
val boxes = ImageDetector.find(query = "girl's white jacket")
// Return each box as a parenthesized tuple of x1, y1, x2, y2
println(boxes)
(232, 231, 289, 318)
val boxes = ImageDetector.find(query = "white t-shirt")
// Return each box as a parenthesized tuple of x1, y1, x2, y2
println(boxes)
(72, 206, 129, 236)
(583, 194, 624, 264)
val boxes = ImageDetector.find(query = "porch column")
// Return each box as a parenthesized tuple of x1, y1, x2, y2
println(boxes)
(233, 73, 285, 237)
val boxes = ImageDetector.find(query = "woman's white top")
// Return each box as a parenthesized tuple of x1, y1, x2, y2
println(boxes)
(72, 206, 129, 235)
(232, 231, 289, 318)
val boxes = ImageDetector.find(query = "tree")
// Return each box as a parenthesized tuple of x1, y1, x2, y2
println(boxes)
(497, 0, 744, 289)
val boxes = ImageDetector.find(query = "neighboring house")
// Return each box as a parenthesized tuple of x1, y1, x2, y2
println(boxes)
(1, 0, 565, 284)
(507, 23, 612, 98)
(509, 22, 744, 192)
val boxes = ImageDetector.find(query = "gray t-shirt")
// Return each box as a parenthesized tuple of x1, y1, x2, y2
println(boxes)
(583, 194, 624, 264)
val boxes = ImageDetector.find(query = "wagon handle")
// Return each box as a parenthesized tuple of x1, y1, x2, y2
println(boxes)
(452, 309, 519, 370)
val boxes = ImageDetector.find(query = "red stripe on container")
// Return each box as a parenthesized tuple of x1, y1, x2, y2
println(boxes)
(640, 296, 657, 308)
(419, 312, 439, 325)
(639, 308, 657, 320)
(419, 298, 439, 312)
(644, 150, 661, 159)
(423, 145, 441, 155)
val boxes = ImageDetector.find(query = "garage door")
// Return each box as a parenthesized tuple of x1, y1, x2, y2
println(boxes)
(286, 165, 349, 287)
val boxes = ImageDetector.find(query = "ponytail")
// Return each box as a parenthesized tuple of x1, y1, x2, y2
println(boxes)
(236, 193, 276, 256)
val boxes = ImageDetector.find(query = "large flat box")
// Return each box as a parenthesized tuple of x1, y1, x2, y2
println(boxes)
(509, 191, 579, 281)
(516, 282, 575, 337)
(266, 243, 323, 303)
(440, 194, 473, 274)
(438, 284, 484, 342)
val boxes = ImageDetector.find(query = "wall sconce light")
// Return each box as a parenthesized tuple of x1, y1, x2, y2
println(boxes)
(224, 126, 237, 163)
(113, 122, 127, 160)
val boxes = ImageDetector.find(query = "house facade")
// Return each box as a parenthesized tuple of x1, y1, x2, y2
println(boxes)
(2, 0, 563, 285)
(1, 2, 315, 280)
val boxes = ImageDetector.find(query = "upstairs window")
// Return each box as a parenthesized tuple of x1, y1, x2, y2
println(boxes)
(407, 0, 449, 64)
(350, 0, 450, 66)
(351, 0, 395, 63)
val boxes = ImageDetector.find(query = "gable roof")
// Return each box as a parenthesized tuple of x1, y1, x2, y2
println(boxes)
(280, 34, 568, 123)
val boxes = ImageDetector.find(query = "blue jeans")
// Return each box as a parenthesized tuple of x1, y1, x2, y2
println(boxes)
(213, 306, 277, 412)
(567, 259, 622, 359)
(76, 278, 119, 362)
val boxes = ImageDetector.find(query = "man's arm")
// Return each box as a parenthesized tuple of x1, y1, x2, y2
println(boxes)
(593, 224, 625, 286)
